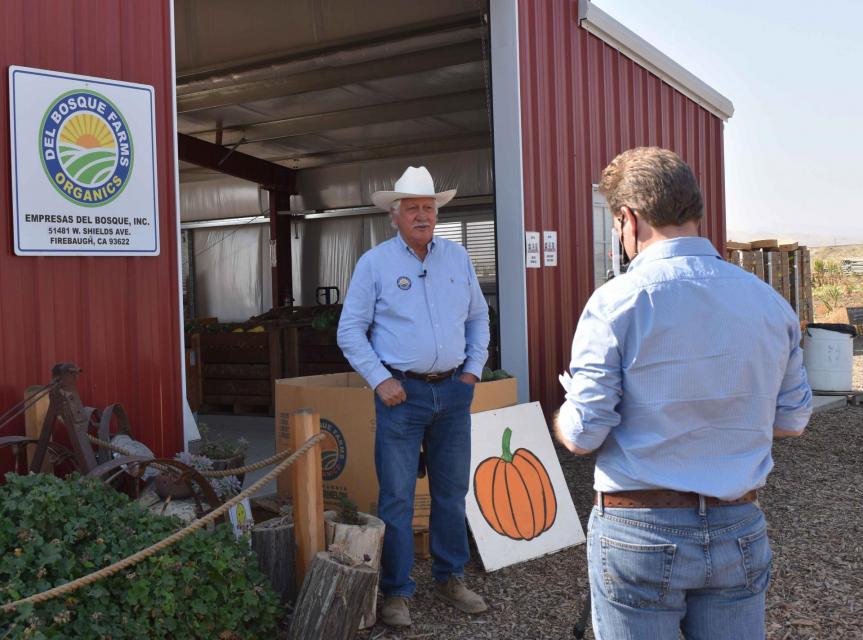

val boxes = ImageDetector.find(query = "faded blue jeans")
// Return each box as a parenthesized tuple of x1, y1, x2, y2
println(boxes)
(587, 499, 772, 639)
(374, 370, 474, 597)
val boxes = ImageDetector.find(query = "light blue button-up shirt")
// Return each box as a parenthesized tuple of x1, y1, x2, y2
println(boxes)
(558, 236, 812, 500)
(337, 233, 490, 390)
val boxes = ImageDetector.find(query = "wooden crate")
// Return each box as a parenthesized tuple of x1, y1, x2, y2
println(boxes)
(298, 327, 353, 377)
(198, 330, 282, 415)
(728, 249, 758, 275)
(763, 251, 788, 301)
(798, 248, 814, 324)
(789, 248, 815, 324)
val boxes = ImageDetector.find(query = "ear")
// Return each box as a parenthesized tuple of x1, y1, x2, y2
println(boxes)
(617, 206, 631, 225)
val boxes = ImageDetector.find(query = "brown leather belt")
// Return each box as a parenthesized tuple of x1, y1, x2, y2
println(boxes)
(595, 489, 758, 509)
(387, 366, 457, 383)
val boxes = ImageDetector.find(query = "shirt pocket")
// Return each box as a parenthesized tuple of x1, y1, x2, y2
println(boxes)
(447, 276, 471, 323)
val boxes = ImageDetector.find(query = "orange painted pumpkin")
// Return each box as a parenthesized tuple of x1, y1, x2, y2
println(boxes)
(473, 427, 557, 541)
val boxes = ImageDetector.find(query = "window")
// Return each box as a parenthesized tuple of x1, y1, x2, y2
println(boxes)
(593, 186, 613, 288)
(435, 216, 497, 284)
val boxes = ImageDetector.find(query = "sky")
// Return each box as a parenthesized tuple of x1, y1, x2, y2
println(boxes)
(592, 0, 863, 247)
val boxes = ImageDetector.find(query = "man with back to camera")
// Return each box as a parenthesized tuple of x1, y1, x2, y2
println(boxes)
(556, 147, 812, 639)
(337, 166, 490, 627)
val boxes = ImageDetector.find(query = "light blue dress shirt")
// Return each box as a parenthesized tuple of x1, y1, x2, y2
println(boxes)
(558, 236, 812, 500)
(337, 233, 490, 390)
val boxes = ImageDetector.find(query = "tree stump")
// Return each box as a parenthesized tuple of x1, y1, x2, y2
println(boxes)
(251, 516, 296, 604)
(324, 511, 385, 629)
(289, 551, 377, 640)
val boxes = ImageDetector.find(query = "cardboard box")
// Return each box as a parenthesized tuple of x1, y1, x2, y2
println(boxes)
(275, 373, 518, 528)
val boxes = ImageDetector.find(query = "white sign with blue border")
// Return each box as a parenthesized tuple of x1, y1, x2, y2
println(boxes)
(8, 66, 160, 256)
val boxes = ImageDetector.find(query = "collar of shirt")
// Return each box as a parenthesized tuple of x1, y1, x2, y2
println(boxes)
(626, 236, 721, 273)
(396, 232, 435, 259)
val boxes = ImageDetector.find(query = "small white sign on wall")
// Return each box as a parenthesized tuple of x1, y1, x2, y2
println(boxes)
(466, 402, 585, 571)
(543, 230, 558, 267)
(525, 231, 540, 268)
(8, 66, 159, 256)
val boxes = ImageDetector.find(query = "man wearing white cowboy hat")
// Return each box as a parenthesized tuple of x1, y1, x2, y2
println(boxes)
(338, 166, 490, 627)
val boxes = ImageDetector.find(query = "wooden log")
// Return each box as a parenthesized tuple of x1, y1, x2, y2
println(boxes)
(290, 410, 325, 589)
(252, 516, 297, 604)
(324, 511, 385, 629)
(289, 551, 377, 640)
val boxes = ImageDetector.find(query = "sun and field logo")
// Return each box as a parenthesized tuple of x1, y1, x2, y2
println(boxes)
(39, 90, 133, 207)
(320, 419, 347, 481)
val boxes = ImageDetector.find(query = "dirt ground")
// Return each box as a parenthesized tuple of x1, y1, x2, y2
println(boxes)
(356, 361, 863, 640)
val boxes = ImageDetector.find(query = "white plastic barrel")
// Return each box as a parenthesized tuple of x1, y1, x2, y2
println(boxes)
(802, 326, 854, 391)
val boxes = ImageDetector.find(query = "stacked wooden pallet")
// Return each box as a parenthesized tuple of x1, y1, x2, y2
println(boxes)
(725, 240, 814, 324)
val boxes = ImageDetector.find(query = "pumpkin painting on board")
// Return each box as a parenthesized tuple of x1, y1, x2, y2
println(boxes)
(473, 427, 557, 541)
(466, 403, 585, 572)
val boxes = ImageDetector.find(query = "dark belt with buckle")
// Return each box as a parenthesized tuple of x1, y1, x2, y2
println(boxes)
(595, 489, 758, 509)
(386, 366, 457, 383)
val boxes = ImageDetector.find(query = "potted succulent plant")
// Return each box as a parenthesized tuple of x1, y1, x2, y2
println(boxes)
(197, 422, 250, 484)
(153, 451, 242, 502)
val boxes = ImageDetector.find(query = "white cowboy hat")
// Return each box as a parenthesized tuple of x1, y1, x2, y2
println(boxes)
(371, 166, 457, 211)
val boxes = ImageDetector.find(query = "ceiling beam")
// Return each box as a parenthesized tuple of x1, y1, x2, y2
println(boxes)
(280, 132, 491, 169)
(177, 41, 484, 113)
(177, 133, 296, 192)
(187, 89, 487, 146)
(179, 132, 491, 178)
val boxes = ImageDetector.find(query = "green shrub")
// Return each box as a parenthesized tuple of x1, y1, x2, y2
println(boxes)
(0, 473, 279, 639)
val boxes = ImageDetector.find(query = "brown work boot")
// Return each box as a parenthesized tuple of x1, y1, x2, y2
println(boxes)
(433, 576, 488, 614)
(380, 596, 411, 627)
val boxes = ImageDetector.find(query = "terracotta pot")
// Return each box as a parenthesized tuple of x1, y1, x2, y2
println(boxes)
(153, 473, 194, 500)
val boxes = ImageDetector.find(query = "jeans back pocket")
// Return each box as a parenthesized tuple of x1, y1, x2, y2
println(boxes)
(738, 527, 772, 594)
(600, 537, 676, 608)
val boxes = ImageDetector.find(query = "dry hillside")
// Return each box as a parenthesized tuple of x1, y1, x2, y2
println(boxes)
(809, 244, 863, 263)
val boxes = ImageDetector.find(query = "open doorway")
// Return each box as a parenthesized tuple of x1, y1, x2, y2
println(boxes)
(174, 1, 499, 437)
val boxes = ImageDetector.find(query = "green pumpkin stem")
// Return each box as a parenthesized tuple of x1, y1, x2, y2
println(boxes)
(501, 427, 514, 463)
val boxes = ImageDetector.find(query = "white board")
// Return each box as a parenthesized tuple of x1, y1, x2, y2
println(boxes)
(467, 402, 585, 571)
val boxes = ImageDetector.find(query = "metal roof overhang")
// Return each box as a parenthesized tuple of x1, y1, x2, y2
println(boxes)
(577, 0, 734, 121)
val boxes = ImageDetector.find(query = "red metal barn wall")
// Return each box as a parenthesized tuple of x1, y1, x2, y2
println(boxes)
(517, 0, 727, 414)
(0, 0, 182, 467)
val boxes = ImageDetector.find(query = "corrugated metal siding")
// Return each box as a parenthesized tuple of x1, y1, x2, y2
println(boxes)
(0, 0, 182, 467)
(517, 0, 727, 414)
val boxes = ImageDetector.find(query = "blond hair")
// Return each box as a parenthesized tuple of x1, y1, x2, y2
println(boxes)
(598, 147, 703, 227)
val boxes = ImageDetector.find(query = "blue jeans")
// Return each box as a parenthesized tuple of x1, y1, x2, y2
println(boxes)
(587, 499, 772, 639)
(374, 371, 474, 597)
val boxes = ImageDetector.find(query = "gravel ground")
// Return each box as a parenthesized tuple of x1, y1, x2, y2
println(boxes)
(356, 364, 863, 640)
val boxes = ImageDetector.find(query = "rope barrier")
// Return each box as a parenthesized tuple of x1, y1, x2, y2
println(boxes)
(84, 434, 294, 477)
(1, 431, 325, 614)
